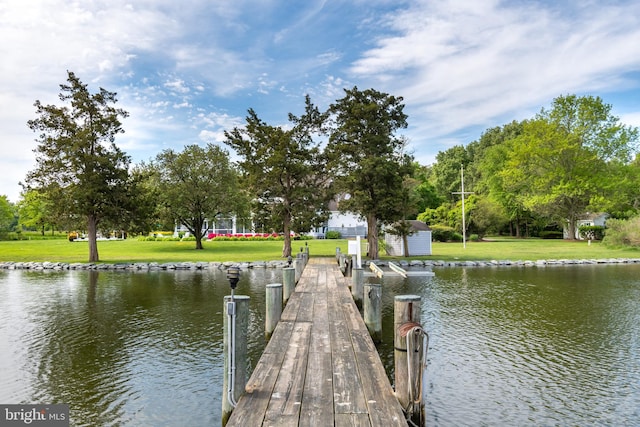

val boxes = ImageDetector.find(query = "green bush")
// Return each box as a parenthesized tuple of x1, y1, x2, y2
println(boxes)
(469, 234, 480, 242)
(578, 225, 605, 240)
(430, 225, 457, 242)
(603, 217, 640, 247)
(539, 231, 563, 239)
(325, 231, 341, 239)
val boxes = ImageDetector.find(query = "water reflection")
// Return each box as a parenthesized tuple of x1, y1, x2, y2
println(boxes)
(0, 269, 273, 426)
(373, 265, 640, 426)
(1, 265, 639, 426)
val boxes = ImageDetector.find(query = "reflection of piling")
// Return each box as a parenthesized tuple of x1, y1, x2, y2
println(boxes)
(394, 295, 427, 426)
(265, 284, 282, 340)
(222, 295, 250, 426)
(364, 283, 382, 342)
(351, 267, 363, 307)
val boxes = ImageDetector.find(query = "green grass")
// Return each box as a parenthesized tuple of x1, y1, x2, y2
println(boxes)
(425, 237, 640, 262)
(0, 236, 638, 264)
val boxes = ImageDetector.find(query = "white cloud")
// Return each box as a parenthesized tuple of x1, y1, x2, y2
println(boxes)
(349, 0, 640, 154)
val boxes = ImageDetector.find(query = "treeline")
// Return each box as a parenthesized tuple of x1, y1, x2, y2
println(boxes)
(3, 72, 640, 261)
(414, 95, 640, 241)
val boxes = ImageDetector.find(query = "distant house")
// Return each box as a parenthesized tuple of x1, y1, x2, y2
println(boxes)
(563, 213, 608, 240)
(385, 220, 432, 256)
(324, 198, 367, 238)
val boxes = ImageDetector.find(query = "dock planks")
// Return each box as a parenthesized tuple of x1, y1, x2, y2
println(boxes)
(226, 257, 407, 426)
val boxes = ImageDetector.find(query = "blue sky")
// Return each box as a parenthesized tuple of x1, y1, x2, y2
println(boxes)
(2, 0, 640, 202)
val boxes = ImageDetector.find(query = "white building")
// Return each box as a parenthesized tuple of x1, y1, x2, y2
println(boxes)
(385, 220, 432, 256)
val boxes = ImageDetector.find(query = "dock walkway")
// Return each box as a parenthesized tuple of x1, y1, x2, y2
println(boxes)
(226, 257, 407, 426)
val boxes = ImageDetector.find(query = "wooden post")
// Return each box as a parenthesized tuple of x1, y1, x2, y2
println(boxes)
(282, 267, 295, 303)
(351, 267, 364, 307)
(295, 253, 303, 283)
(394, 295, 422, 417)
(222, 295, 250, 426)
(265, 284, 282, 340)
(364, 283, 382, 342)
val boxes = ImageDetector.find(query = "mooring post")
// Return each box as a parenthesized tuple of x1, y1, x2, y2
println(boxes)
(265, 284, 282, 340)
(394, 294, 426, 425)
(295, 253, 303, 283)
(222, 294, 250, 426)
(351, 267, 364, 307)
(364, 282, 382, 342)
(282, 267, 295, 303)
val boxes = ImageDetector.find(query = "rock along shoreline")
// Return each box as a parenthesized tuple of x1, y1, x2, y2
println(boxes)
(1, 257, 640, 271)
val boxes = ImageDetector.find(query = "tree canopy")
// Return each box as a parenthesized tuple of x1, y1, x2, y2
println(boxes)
(326, 87, 413, 259)
(502, 95, 638, 239)
(224, 96, 331, 257)
(154, 143, 243, 250)
(23, 71, 131, 261)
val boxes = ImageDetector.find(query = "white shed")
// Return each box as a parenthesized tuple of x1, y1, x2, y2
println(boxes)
(385, 220, 432, 256)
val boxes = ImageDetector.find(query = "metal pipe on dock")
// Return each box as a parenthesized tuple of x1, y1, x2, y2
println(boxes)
(222, 294, 250, 426)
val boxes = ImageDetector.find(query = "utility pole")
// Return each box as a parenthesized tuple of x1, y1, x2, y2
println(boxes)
(452, 164, 474, 249)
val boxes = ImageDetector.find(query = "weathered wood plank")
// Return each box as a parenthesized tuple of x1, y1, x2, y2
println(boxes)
(280, 291, 303, 322)
(329, 297, 368, 414)
(263, 322, 311, 422)
(227, 352, 281, 426)
(298, 350, 334, 427)
(335, 413, 371, 427)
(309, 293, 330, 354)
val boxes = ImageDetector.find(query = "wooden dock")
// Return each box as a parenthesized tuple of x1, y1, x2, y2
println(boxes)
(226, 257, 407, 426)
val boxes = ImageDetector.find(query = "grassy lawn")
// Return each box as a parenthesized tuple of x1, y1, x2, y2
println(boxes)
(0, 236, 638, 263)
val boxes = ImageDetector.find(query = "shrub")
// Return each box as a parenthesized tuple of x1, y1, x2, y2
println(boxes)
(539, 231, 563, 239)
(325, 231, 341, 239)
(469, 234, 480, 242)
(603, 217, 640, 247)
(578, 225, 605, 240)
(430, 225, 457, 242)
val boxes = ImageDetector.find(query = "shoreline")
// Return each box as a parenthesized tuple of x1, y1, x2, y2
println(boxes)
(2, 257, 640, 271)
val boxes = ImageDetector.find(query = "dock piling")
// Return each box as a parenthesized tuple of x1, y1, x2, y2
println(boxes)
(394, 294, 426, 426)
(265, 284, 282, 340)
(364, 283, 382, 342)
(222, 295, 250, 426)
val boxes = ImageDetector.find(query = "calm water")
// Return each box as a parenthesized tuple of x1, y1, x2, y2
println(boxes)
(1, 265, 639, 426)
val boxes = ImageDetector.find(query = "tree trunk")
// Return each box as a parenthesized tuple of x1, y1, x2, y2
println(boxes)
(193, 217, 205, 250)
(367, 213, 378, 260)
(567, 218, 577, 240)
(282, 213, 292, 257)
(402, 234, 410, 257)
(87, 214, 99, 262)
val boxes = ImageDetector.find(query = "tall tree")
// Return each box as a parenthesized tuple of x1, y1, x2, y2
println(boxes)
(503, 95, 638, 239)
(154, 144, 243, 250)
(431, 145, 470, 203)
(224, 96, 331, 257)
(24, 71, 130, 261)
(326, 87, 412, 259)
